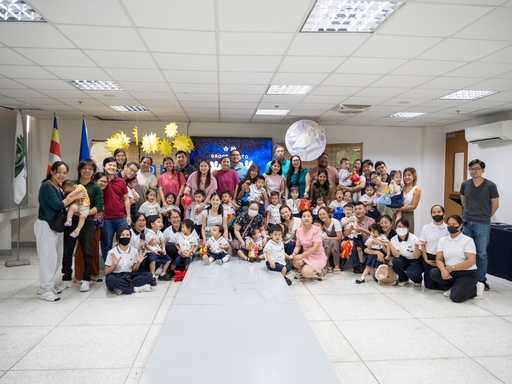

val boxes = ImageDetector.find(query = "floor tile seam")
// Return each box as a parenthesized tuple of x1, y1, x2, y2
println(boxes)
(416, 317, 473, 359)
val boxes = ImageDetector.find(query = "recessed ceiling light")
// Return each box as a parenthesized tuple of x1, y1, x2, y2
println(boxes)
(255, 109, 289, 116)
(110, 106, 148, 112)
(438, 90, 498, 100)
(302, 0, 402, 33)
(0, 0, 45, 22)
(389, 112, 425, 118)
(266, 85, 314, 95)
(69, 80, 123, 91)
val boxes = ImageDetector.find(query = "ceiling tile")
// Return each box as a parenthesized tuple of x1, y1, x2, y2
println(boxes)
(397, 89, 450, 100)
(220, 94, 262, 102)
(417, 77, 483, 90)
(354, 36, 442, 59)
(288, 110, 323, 116)
(56, 26, 146, 51)
(260, 95, 304, 103)
(280, 56, 346, 73)
(454, 8, 512, 41)
(171, 84, 218, 94)
(322, 74, 382, 87)
(258, 102, 299, 110)
(218, 0, 311, 32)
(287, 34, 370, 56)
(219, 102, 258, 109)
(478, 44, 512, 63)
(0, 79, 26, 89)
(309, 86, 363, 96)
(14, 97, 64, 105)
(14, 48, 96, 67)
(292, 103, 330, 111)
(119, 82, 170, 92)
(371, 75, 434, 88)
(137, 100, 182, 107)
(104, 68, 165, 82)
(377, 2, 493, 37)
(0, 24, 74, 48)
(163, 71, 217, 84)
(391, 60, 467, 76)
(176, 94, 218, 102)
(355, 87, 410, 98)
(15, 79, 76, 90)
(220, 84, 268, 94)
(335, 57, 407, 75)
(45, 66, 110, 80)
(445, 62, 512, 77)
(219, 32, 293, 55)
(0, 89, 46, 98)
(140, 29, 216, 54)
(85, 51, 157, 69)
(153, 53, 217, 71)
(220, 109, 255, 115)
(418, 39, 510, 61)
(219, 56, 281, 72)
(181, 102, 218, 108)
(0, 48, 35, 65)
(301, 95, 349, 104)
(37, 90, 92, 99)
(219, 72, 273, 84)
(467, 79, 512, 92)
(339, 96, 391, 105)
(272, 73, 328, 84)
(146, 107, 185, 114)
(0, 65, 57, 79)
(129, 92, 177, 101)
(123, 0, 215, 30)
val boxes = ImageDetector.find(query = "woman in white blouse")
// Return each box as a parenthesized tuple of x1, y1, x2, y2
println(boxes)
(429, 214, 484, 302)
(388, 218, 422, 287)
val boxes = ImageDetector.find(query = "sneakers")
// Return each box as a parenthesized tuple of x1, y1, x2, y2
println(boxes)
(150, 277, 157, 286)
(158, 273, 171, 281)
(397, 281, 407, 287)
(80, 280, 90, 292)
(216, 259, 223, 265)
(203, 254, 211, 265)
(284, 277, 292, 286)
(326, 267, 333, 273)
(54, 280, 73, 294)
(38, 290, 61, 302)
(134, 284, 151, 293)
(480, 281, 490, 291)
(113, 288, 124, 295)
(443, 289, 452, 297)
(475, 282, 484, 299)
(64, 218, 72, 227)
(355, 277, 365, 284)
(91, 276, 103, 282)
(70, 228, 81, 238)
(414, 282, 422, 287)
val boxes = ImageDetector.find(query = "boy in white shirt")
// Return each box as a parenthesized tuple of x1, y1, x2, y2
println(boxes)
(266, 191, 282, 228)
(203, 224, 230, 265)
(171, 219, 198, 272)
(264, 224, 292, 286)
(189, 190, 205, 239)
(338, 158, 352, 187)
(248, 176, 268, 216)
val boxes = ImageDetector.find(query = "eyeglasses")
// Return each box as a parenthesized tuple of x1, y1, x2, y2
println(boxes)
(136, 218, 146, 223)
(128, 167, 138, 173)
(231, 154, 240, 157)
(97, 179, 108, 184)
(468, 167, 482, 172)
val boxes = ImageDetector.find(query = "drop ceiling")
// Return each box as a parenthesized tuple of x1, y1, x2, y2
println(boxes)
(1, 0, 512, 127)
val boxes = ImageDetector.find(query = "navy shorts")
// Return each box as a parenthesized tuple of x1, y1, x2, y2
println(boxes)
(208, 251, 227, 260)
(147, 252, 172, 264)
(266, 261, 291, 273)
(174, 254, 194, 269)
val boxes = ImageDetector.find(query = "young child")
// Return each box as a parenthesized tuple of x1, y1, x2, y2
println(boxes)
(203, 224, 230, 265)
(338, 158, 352, 188)
(189, 189, 205, 239)
(286, 186, 301, 217)
(329, 189, 345, 221)
(340, 203, 364, 269)
(389, 170, 404, 222)
(356, 223, 390, 284)
(312, 196, 326, 220)
(160, 192, 181, 216)
(138, 188, 160, 217)
(342, 190, 353, 205)
(62, 179, 90, 238)
(237, 228, 264, 262)
(248, 176, 268, 217)
(266, 191, 282, 228)
(221, 191, 239, 238)
(126, 177, 140, 217)
(264, 224, 293, 286)
(360, 183, 379, 221)
(171, 219, 199, 273)
(144, 215, 172, 286)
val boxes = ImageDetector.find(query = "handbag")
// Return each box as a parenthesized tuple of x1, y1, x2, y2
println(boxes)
(48, 208, 67, 233)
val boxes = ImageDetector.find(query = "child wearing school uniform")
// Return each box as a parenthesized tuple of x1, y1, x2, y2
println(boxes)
(286, 186, 301, 218)
(189, 190, 205, 239)
(144, 215, 172, 286)
(266, 191, 282, 229)
(264, 224, 293, 286)
(356, 223, 390, 284)
(138, 188, 161, 217)
(203, 224, 230, 265)
(171, 219, 198, 272)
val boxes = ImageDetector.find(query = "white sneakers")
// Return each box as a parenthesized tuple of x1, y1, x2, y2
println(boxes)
(53, 280, 74, 294)
(202, 254, 211, 266)
(443, 289, 451, 297)
(80, 281, 90, 292)
(38, 290, 61, 302)
(475, 282, 484, 299)
(133, 284, 151, 293)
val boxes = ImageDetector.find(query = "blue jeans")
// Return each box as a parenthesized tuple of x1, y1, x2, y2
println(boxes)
(101, 217, 127, 262)
(463, 221, 490, 282)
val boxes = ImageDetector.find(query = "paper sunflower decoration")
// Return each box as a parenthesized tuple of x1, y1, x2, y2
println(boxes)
(158, 138, 173, 157)
(141, 132, 159, 153)
(105, 131, 131, 153)
(165, 122, 178, 138)
(173, 133, 194, 153)
(132, 126, 139, 145)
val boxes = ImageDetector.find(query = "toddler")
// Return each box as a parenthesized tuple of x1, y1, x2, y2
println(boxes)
(189, 189, 205, 238)
(342, 190, 353, 205)
(360, 183, 379, 221)
(312, 196, 326, 220)
(286, 186, 301, 217)
(356, 223, 390, 284)
(62, 179, 90, 238)
(171, 219, 198, 273)
(329, 189, 345, 221)
(266, 191, 282, 228)
(264, 225, 293, 286)
(248, 176, 268, 216)
(144, 215, 172, 286)
(126, 177, 140, 217)
(203, 224, 230, 265)
(221, 191, 239, 237)
(160, 192, 181, 215)
(338, 158, 352, 187)
(138, 188, 160, 217)
(389, 170, 404, 222)
(340, 203, 364, 269)
(237, 228, 264, 262)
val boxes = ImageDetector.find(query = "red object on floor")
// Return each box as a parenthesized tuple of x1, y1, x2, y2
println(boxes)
(174, 270, 186, 282)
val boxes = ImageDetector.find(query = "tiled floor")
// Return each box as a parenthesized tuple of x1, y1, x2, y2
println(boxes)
(1, 248, 512, 383)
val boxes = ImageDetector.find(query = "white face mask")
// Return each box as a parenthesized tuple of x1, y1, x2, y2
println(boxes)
(396, 227, 408, 237)
(248, 209, 258, 218)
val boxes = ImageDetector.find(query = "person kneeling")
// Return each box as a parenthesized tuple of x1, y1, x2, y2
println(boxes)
(105, 228, 152, 295)
(264, 225, 293, 286)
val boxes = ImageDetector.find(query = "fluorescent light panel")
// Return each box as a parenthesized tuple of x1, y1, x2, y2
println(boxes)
(302, 0, 402, 33)
(0, 0, 45, 21)
(255, 109, 289, 116)
(266, 85, 314, 95)
(389, 112, 425, 118)
(110, 106, 148, 112)
(69, 80, 124, 91)
(438, 90, 498, 100)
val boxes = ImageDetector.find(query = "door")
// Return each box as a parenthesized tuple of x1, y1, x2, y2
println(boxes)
(444, 130, 468, 218)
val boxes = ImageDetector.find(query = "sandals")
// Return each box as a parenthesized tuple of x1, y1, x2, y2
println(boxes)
(70, 228, 81, 238)
(333, 268, 341, 275)
(326, 267, 333, 273)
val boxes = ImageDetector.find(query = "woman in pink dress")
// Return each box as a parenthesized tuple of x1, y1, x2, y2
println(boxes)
(158, 157, 186, 208)
(291, 210, 326, 280)
(184, 158, 218, 208)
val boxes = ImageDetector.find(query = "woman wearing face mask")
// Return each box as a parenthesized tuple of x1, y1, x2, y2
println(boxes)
(233, 201, 266, 259)
(429, 215, 484, 302)
(418, 205, 449, 290)
(388, 218, 422, 287)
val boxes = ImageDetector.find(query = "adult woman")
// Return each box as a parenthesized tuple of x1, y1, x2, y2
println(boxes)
(378, 215, 397, 240)
(388, 218, 422, 287)
(310, 169, 332, 206)
(265, 160, 285, 198)
(74, 171, 106, 284)
(162, 209, 183, 270)
(341, 159, 366, 202)
(395, 167, 421, 234)
(429, 215, 484, 302)
(201, 192, 228, 241)
(286, 155, 310, 199)
(35, 161, 86, 302)
(418, 205, 449, 290)
(185, 158, 218, 209)
(280, 205, 301, 255)
(237, 164, 260, 208)
(362, 159, 374, 185)
(134, 156, 158, 210)
(130, 212, 147, 250)
(317, 207, 343, 274)
(291, 210, 326, 280)
(371, 171, 393, 218)
(158, 157, 185, 209)
(113, 148, 127, 173)
(233, 201, 266, 258)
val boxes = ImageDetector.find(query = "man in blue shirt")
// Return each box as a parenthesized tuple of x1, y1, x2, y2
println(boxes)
(230, 149, 247, 180)
(264, 144, 290, 177)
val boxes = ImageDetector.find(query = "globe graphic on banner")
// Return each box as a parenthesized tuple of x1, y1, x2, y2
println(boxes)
(285, 120, 327, 161)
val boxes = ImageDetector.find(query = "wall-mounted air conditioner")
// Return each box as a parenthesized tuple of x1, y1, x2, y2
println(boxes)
(465, 121, 512, 144)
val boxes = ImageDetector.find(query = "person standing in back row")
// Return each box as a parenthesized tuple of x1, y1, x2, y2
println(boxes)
(460, 159, 499, 291)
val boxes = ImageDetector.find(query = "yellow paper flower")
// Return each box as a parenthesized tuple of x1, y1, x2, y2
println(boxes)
(173, 133, 194, 153)
(105, 131, 130, 153)
(158, 138, 173, 157)
(141, 132, 159, 153)
(132, 126, 139, 145)
(165, 122, 178, 138)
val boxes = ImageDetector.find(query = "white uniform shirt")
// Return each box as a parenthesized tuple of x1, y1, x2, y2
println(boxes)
(264, 239, 286, 265)
(206, 236, 229, 254)
(365, 234, 388, 250)
(248, 184, 265, 204)
(145, 228, 164, 253)
(419, 221, 449, 255)
(138, 201, 160, 217)
(437, 233, 477, 270)
(266, 203, 282, 225)
(390, 233, 420, 260)
(177, 232, 198, 252)
(329, 200, 345, 210)
(287, 199, 300, 215)
(105, 245, 138, 273)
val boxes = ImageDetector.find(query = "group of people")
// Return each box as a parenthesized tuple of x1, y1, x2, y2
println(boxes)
(35, 141, 499, 304)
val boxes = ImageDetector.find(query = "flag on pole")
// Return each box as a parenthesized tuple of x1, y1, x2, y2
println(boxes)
(13, 111, 27, 205)
(79, 118, 91, 161)
(47, 114, 61, 174)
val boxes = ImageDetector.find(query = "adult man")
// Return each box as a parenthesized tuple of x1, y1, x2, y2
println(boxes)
(215, 157, 240, 197)
(264, 144, 290, 177)
(116, 161, 139, 180)
(101, 156, 131, 262)
(230, 149, 248, 180)
(349, 202, 375, 274)
(309, 153, 339, 201)
(174, 150, 196, 181)
(460, 159, 499, 291)
(374, 161, 390, 183)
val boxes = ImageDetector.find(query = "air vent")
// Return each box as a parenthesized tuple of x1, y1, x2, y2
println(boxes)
(93, 115, 128, 121)
(331, 104, 372, 114)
